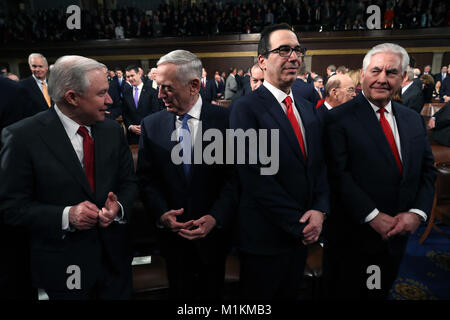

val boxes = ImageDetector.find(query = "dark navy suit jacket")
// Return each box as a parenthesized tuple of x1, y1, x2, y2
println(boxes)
(18, 76, 53, 118)
(291, 78, 320, 107)
(230, 84, 329, 255)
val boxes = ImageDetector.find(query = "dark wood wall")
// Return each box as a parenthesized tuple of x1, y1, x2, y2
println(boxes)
(2, 28, 449, 78)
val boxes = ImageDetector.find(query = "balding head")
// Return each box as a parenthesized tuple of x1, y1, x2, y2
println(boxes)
(325, 74, 356, 107)
(250, 63, 264, 91)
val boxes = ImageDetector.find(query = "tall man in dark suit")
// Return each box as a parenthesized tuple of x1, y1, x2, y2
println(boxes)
(199, 67, 217, 103)
(0, 76, 35, 300)
(122, 65, 162, 145)
(230, 23, 329, 300)
(0, 55, 138, 300)
(401, 66, 424, 113)
(137, 50, 236, 300)
(323, 43, 436, 300)
(18, 53, 53, 118)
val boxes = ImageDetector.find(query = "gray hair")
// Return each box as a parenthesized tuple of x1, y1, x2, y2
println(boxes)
(156, 50, 202, 85)
(362, 43, 409, 74)
(406, 66, 415, 81)
(48, 55, 106, 104)
(28, 53, 48, 66)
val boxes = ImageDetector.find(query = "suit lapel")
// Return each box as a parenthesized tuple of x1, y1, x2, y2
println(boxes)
(30, 77, 49, 109)
(37, 108, 94, 199)
(392, 103, 410, 180)
(91, 123, 108, 200)
(353, 95, 401, 174)
(161, 111, 186, 183)
(292, 93, 313, 165)
(257, 86, 304, 163)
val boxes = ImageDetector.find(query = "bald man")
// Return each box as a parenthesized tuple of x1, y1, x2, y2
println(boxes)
(316, 74, 356, 122)
(249, 63, 264, 91)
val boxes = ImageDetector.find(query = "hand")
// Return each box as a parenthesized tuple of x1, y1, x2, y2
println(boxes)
(160, 208, 194, 232)
(428, 118, 435, 129)
(178, 215, 216, 240)
(69, 201, 100, 230)
(129, 125, 141, 135)
(99, 192, 120, 228)
(299, 210, 325, 245)
(444, 96, 450, 103)
(211, 100, 217, 104)
(386, 212, 421, 237)
(369, 212, 396, 240)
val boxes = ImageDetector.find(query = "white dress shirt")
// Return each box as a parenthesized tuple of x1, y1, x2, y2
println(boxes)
(263, 80, 308, 155)
(401, 81, 414, 95)
(54, 104, 124, 231)
(32, 74, 48, 93)
(175, 94, 202, 148)
(361, 94, 427, 223)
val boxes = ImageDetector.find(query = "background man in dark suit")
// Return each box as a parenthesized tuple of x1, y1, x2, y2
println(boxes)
(214, 71, 225, 99)
(429, 101, 450, 147)
(113, 68, 128, 99)
(323, 43, 436, 300)
(401, 66, 425, 113)
(122, 65, 162, 145)
(434, 65, 447, 84)
(292, 64, 320, 106)
(199, 67, 217, 103)
(440, 68, 450, 103)
(18, 53, 53, 118)
(137, 50, 236, 300)
(230, 23, 329, 300)
(0, 76, 35, 300)
(315, 74, 356, 122)
(0, 55, 138, 300)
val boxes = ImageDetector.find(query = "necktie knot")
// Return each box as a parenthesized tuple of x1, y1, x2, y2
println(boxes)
(284, 96, 293, 109)
(77, 126, 89, 138)
(377, 107, 386, 117)
(180, 113, 192, 127)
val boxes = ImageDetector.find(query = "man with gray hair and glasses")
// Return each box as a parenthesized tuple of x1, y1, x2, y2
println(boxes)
(137, 50, 236, 300)
(323, 43, 436, 299)
(0, 55, 138, 300)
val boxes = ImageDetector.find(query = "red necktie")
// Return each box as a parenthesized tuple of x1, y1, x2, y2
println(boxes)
(377, 108, 403, 174)
(77, 126, 95, 192)
(284, 96, 306, 158)
(202, 79, 205, 88)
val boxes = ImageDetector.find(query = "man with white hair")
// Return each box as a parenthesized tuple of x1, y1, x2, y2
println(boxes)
(137, 50, 236, 300)
(19, 53, 53, 117)
(0, 55, 138, 300)
(401, 66, 425, 113)
(323, 43, 436, 300)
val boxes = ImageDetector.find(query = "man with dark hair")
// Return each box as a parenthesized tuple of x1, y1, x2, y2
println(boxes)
(0, 55, 138, 300)
(323, 43, 436, 300)
(230, 23, 329, 300)
(122, 65, 162, 145)
(199, 67, 217, 103)
(292, 64, 319, 106)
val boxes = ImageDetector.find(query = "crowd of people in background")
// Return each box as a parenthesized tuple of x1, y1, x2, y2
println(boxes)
(1, 0, 449, 43)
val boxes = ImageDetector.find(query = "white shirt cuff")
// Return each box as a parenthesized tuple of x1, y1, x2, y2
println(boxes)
(114, 201, 126, 223)
(364, 208, 379, 223)
(408, 208, 427, 222)
(62, 206, 71, 230)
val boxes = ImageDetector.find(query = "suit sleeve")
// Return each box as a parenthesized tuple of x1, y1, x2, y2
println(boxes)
(136, 119, 169, 221)
(230, 101, 306, 239)
(0, 127, 66, 240)
(114, 123, 138, 222)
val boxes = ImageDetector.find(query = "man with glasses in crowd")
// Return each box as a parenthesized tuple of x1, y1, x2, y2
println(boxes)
(230, 23, 329, 300)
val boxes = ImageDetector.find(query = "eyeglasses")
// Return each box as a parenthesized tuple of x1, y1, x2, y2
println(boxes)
(267, 45, 306, 58)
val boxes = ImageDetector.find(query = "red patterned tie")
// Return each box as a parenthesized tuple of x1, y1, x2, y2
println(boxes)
(284, 96, 306, 158)
(77, 126, 95, 192)
(377, 108, 403, 174)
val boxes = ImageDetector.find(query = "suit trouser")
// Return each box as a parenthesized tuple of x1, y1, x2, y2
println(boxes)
(239, 246, 307, 300)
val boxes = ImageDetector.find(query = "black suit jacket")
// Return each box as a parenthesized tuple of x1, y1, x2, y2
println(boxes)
(230, 85, 329, 255)
(430, 102, 450, 147)
(0, 108, 138, 293)
(402, 82, 424, 113)
(291, 78, 320, 107)
(122, 83, 162, 144)
(324, 94, 436, 253)
(137, 102, 236, 262)
(200, 78, 217, 103)
(18, 76, 53, 117)
(106, 79, 123, 119)
(0, 77, 25, 136)
(440, 76, 450, 101)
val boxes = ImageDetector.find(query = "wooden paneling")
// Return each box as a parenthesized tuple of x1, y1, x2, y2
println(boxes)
(311, 54, 365, 76)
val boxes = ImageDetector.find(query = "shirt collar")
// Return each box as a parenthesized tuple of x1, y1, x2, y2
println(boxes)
(401, 81, 414, 94)
(263, 81, 294, 106)
(178, 95, 202, 121)
(362, 91, 393, 114)
(32, 74, 47, 85)
(134, 82, 144, 90)
(324, 100, 333, 110)
(54, 104, 91, 139)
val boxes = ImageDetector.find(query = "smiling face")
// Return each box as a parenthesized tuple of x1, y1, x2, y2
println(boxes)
(29, 56, 48, 80)
(69, 69, 112, 125)
(258, 29, 301, 93)
(361, 52, 404, 108)
(125, 69, 142, 86)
